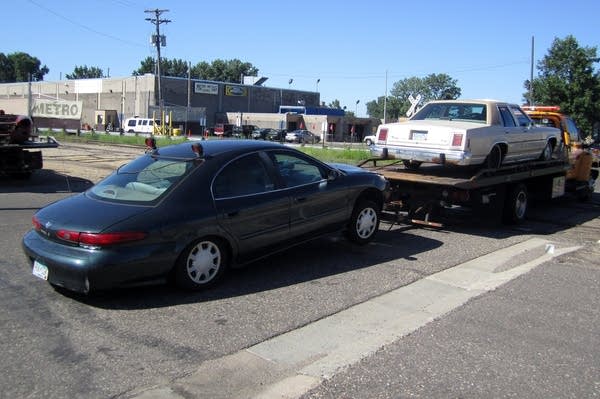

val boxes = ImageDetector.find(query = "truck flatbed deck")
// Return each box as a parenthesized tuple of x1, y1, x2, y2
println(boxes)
(360, 159, 570, 190)
(359, 157, 573, 226)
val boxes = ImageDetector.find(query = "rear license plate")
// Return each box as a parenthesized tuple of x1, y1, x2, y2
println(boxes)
(411, 130, 427, 141)
(33, 260, 49, 281)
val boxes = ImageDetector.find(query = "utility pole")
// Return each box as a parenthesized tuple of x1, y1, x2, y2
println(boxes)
(529, 36, 535, 106)
(145, 8, 170, 132)
(383, 69, 388, 123)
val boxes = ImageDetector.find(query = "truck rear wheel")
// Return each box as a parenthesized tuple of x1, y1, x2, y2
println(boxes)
(502, 183, 528, 224)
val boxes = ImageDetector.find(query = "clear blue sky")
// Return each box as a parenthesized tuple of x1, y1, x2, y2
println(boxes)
(7, 0, 600, 117)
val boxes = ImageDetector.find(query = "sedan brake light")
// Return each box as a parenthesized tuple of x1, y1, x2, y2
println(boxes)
(379, 128, 388, 141)
(55, 227, 146, 247)
(34, 215, 146, 247)
(452, 133, 464, 147)
(32, 216, 42, 231)
(79, 232, 147, 246)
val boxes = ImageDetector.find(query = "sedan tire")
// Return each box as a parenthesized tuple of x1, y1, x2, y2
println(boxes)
(175, 238, 229, 290)
(346, 200, 380, 245)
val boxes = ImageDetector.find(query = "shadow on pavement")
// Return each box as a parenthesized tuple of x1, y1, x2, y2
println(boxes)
(59, 229, 443, 310)
(0, 169, 94, 194)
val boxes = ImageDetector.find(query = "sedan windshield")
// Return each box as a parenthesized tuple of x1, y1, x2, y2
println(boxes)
(89, 155, 196, 204)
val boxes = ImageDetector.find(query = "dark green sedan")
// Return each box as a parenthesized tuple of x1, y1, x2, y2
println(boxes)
(22, 140, 388, 294)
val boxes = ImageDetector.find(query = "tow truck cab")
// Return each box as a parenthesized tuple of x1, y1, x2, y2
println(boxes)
(522, 106, 584, 147)
(523, 105, 598, 196)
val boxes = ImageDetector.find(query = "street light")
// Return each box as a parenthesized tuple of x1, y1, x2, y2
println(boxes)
(316, 78, 320, 92)
(355, 99, 360, 115)
(288, 78, 293, 88)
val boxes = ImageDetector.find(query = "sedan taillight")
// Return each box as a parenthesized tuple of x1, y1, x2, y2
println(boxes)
(452, 133, 464, 147)
(34, 216, 146, 247)
(378, 128, 388, 141)
(32, 216, 42, 231)
(56, 230, 147, 246)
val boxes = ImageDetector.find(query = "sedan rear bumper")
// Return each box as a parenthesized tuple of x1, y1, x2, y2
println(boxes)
(22, 230, 176, 293)
(370, 145, 474, 166)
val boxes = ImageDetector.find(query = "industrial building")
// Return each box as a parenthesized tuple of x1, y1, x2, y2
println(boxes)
(0, 74, 378, 141)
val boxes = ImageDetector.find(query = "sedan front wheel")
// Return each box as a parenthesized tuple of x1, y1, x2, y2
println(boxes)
(175, 238, 229, 290)
(346, 200, 380, 245)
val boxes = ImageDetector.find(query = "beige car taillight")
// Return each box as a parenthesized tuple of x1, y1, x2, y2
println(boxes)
(452, 133, 463, 147)
(379, 128, 388, 141)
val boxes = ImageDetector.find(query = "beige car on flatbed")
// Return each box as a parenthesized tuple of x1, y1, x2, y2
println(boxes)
(370, 99, 562, 170)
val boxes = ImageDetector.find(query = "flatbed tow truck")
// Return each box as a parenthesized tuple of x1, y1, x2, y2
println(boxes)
(360, 106, 598, 227)
(0, 112, 59, 178)
(360, 157, 576, 227)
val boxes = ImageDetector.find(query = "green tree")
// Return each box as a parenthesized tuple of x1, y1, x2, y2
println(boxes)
(0, 52, 48, 82)
(327, 99, 343, 109)
(366, 96, 403, 122)
(191, 59, 258, 82)
(66, 65, 104, 79)
(135, 57, 259, 83)
(524, 35, 600, 134)
(133, 57, 189, 77)
(133, 56, 156, 75)
(366, 73, 461, 120)
(0, 53, 15, 82)
(167, 58, 190, 77)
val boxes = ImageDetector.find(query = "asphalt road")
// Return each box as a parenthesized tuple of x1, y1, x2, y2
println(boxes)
(0, 142, 598, 398)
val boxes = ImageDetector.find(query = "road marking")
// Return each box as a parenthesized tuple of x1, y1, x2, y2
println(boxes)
(130, 238, 580, 399)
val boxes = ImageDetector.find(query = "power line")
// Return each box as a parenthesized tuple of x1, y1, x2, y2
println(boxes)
(26, 0, 145, 48)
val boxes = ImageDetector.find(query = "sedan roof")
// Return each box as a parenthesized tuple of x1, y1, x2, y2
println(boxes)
(151, 139, 286, 159)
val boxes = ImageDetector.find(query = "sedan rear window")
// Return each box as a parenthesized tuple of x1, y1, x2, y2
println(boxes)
(412, 103, 487, 123)
(89, 156, 194, 203)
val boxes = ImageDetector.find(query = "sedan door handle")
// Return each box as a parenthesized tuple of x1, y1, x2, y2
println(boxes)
(225, 210, 239, 218)
(294, 197, 307, 203)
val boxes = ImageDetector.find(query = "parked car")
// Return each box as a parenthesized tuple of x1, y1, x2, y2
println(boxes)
(22, 140, 387, 294)
(251, 128, 274, 140)
(266, 129, 286, 142)
(285, 129, 321, 144)
(214, 123, 235, 137)
(238, 125, 258, 139)
(363, 135, 376, 146)
(370, 99, 562, 169)
(123, 117, 161, 134)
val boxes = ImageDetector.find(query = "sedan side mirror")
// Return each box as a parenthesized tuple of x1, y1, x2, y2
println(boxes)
(327, 169, 338, 181)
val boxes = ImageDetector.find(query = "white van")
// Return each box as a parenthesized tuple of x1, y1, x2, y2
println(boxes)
(123, 117, 161, 134)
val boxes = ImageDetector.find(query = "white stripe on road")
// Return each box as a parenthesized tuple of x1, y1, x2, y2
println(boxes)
(130, 238, 580, 399)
